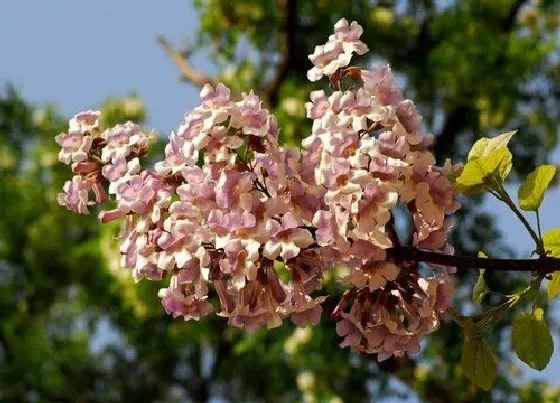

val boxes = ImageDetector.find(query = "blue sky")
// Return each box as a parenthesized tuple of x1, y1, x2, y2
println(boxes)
(1, 0, 558, 399)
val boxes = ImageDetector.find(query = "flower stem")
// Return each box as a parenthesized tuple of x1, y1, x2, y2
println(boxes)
(492, 181, 544, 257)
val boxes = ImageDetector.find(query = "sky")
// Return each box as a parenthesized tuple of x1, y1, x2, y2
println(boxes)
(1, 0, 559, 400)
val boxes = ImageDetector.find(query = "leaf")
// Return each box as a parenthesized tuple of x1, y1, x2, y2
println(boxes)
(456, 147, 512, 193)
(484, 147, 513, 181)
(543, 228, 560, 257)
(473, 252, 489, 305)
(468, 138, 490, 161)
(456, 159, 486, 187)
(511, 309, 554, 370)
(468, 130, 516, 161)
(518, 165, 557, 211)
(460, 320, 498, 390)
(543, 228, 560, 301)
(548, 273, 560, 301)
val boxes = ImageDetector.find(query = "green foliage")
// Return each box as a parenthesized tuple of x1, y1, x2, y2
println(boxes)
(543, 228, 560, 257)
(512, 309, 554, 371)
(544, 229, 560, 301)
(548, 273, 560, 301)
(518, 165, 557, 211)
(473, 252, 489, 305)
(460, 321, 498, 391)
(456, 131, 515, 193)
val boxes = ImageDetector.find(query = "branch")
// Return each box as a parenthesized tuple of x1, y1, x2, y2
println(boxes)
(262, 0, 297, 107)
(388, 246, 560, 273)
(434, 0, 528, 160)
(433, 104, 474, 161)
(502, 0, 527, 33)
(156, 35, 219, 88)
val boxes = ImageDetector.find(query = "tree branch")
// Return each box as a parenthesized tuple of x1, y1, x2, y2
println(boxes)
(156, 35, 219, 88)
(262, 0, 297, 107)
(388, 246, 560, 273)
(434, 0, 528, 160)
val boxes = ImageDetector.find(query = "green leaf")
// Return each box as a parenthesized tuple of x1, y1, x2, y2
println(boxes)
(473, 252, 489, 305)
(518, 165, 557, 211)
(543, 228, 560, 257)
(468, 130, 516, 161)
(511, 309, 554, 370)
(468, 137, 490, 161)
(473, 270, 489, 305)
(543, 228, 560, 300)
(456, 147, 512, 193)
(456, 159, 486, 187)
(548, 273, 560, 301)
(484, 147, 513, 181)
(460, 321, 498, 390)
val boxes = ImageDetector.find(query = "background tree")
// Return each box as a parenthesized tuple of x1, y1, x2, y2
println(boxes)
(1, 1, 559, 402)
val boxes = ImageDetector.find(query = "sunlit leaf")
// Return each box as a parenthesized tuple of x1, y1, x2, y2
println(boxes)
(484, 146, 512, 181)
(512, 309, 554, 371)
(518, 164, 556, 211)
(467, 130, 516, 161)
(544, 229, 560, 300)
(548, 273, 560, 301)
(543, 228, 560, 257)
(456, 147, 512, 193)
(456, 160, 486, 187)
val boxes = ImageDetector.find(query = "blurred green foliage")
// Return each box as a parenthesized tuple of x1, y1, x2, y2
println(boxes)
(1, 0, 559, 402)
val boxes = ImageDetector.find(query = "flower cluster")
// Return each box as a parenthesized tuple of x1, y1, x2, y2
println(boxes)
(56, 18, 461, 361)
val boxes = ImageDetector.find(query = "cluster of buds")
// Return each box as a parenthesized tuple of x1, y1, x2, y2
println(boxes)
(57, 18, 460, 361)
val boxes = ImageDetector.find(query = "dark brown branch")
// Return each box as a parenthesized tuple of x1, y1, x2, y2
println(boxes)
(433, 104, 474, 160)
(502, 0, 527, 33)
(262, 0, 297, 107)
(156, 35, 219, 88)
(434, 0, 528, 160)
(388, 246, 560, 273)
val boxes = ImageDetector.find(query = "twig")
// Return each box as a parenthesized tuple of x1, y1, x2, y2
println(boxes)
(156, 35, 219, 88)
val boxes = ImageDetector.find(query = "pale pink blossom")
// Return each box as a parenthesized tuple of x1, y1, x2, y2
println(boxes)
(55, 130, 93, 164)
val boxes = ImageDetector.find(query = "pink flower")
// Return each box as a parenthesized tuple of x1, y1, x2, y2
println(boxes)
(55, 19, 463, 360)
(200, 82, 232, 107)
(101, 157, 140, 182)
(57, 175, 94, 214)
(215, 171, 253, 211)
(57, 175, 106, 214)
(68, 110, 100, 133)
(333, 18, 369, 55)
(219, 239, 260, 289)
(287, 294, 326, 326)
(307, 40, 351, 82)
(114, 172, 170, 216)
(361, 64, 403, 106)
(55, 130, 93, 164)
(231, 91, 270, 137)
(307, 19, 368, 82)
(312, 210, 348, 250)
(208, 209, 256, 237)
(155, 132, 196, 175)
(305, 90, 331, 119)
(396, 100, 421, 134)
(177, 166, 215, 203)
(228, 280, 284, 333)
(263, 213, 313, 261)
(158, 279, 213, 321)
(101, 122, 147, 163)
